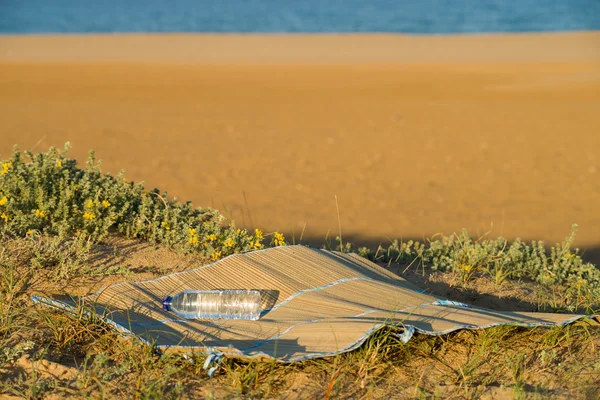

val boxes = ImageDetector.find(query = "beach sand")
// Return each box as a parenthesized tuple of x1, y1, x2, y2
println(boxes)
(0, 32, 599, 256)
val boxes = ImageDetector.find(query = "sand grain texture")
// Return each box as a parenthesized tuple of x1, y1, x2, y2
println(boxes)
(1, 33, 599, 255)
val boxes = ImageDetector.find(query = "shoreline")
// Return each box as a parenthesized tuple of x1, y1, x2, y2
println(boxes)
(1, 31, 599, 63)
(1, 29, 596, 36)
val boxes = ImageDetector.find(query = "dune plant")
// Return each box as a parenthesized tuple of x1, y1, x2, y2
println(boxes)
(0, 144, 264, 262)
(349, 226, 600, 299)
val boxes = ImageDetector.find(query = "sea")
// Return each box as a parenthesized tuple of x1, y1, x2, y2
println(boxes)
(0, 0, 599, 35)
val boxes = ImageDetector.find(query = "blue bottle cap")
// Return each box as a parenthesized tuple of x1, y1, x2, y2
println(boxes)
(162, 296, 173, 311)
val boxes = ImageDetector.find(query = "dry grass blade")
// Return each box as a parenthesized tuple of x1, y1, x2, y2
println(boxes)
(324, 368, 341, 400)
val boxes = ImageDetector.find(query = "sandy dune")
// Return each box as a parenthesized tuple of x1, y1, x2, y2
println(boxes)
(0, 33, 599, 256)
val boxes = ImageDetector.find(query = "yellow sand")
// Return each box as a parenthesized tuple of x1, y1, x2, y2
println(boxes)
(0, 32, 599, 253)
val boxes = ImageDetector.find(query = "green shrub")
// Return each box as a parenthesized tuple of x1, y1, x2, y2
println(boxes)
(0, 144, 263, 261)
(350, 225, 600, 299)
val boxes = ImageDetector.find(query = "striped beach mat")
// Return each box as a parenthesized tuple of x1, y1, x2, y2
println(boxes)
(33, 245, 595, 364)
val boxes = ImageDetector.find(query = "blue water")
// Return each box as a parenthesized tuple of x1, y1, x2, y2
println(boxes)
(0, 0, 598, 35)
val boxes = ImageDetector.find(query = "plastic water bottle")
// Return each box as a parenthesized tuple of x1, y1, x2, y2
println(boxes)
(162, 289, 262, 320)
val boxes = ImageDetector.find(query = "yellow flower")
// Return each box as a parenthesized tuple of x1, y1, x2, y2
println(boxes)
(102, 200, 111, 208)
(1, 213, 8, 222)
(254, 228, 264, 240)
(86, 200, 94, 209)
(224, 237, 235, 248)
(0, 196, 7, 206)
(207, 234, 217, 242)
(273, 232, 285, 246)
(189, 235, 199, 245)
(1, 162, 12, 175)
(161, 221, 170, 230)
(253, 241, 263, 249)
(56, 160, 62, 167)
(83, 211, 96, 220)
(211, 251, 222, 261)
(236, 228, 241, 234)
(460, 264, 472, 272)
(26, 229, 33, 236)
(34, 209, 46, 218)
(188, 228, 197, 236)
